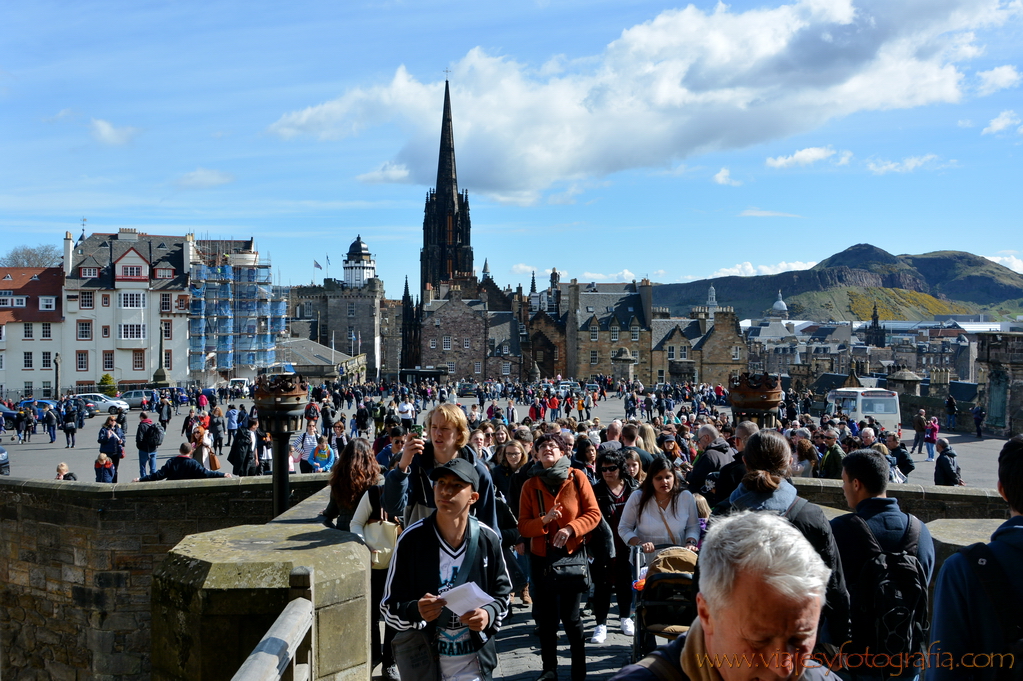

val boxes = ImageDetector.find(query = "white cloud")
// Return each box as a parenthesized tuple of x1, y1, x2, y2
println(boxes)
(651, 270, 667, 279)
(174, 168, 235, 189)
(711, 260, 817, 277)
(867, 154, 939, 174)
(739, 208, 804, 218)
(714, 168, 741, 186)
(958, 119, 974, 127)
(977, 65, 1021, 96)
(982, 109, 1021, 134)
(356, 161, 410, 183)
(836, 150, 853, 165)
(268, 0, 1013, 203)
(766, 146, 836, 168)
(985, 255, 1023, 274)
(511, 263, 535, 275)
(90, 118, 139, 145)
(583, 269, 636, 282)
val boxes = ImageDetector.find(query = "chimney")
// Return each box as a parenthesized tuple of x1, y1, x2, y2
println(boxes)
(639, 278, 653, 327)
(117, 227, 138, 242)
(63, 231, 73, 276)
(183, 233, 194, 276)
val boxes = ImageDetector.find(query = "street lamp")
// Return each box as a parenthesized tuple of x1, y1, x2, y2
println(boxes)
(253, 372, 308, 517)
(54, 353, 61, 398)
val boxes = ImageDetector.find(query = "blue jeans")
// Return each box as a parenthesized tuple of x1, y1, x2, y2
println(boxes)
(139, 450, 158, 477)
(946, 414, 956, 429)
(925, 442, 936, 460)
(48, 425, 57, 442)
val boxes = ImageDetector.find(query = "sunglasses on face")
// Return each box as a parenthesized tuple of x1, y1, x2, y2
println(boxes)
(601, 466, 619, 473)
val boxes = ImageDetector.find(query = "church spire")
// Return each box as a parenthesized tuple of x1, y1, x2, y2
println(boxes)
(530, 271, 537, 294)
(436, 80, 459, 211)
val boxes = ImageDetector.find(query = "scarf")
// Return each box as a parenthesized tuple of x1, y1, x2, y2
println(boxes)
(679, 619, 721, 681)
(531, 454, 571, 491)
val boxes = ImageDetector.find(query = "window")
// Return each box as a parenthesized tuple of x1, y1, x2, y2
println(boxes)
(632, 350, 639, 359)
(80, 291, 94, 309)
(176, 295, 188, 310)
(162, 320, 172, 340)
(463, 338, 471, 349)
(611, 326, 619, 342)
(102, 351, 114, 371)
(23, 352, 33, 369)
(118, 324, 146, 339)
(502, 362, 511, 375)
(23, 382, 32, 396)
(160, 293, 171, 312)
(80, 267, 98, 278)
(11, 297, 26, 307)
(102, 294, 110, 307)
(122, 265, 142, 278)
(590, 350, 598, 365)
(474, 361, 482, 374)
(133, 350, 145, 371)
(41, 322, 51, 339)
(77, 351, 88, 371)
(590, 326, 598, 342)
(631, 325, 640, 342)
(667, 345, 675, 360)
(553, 347, 559, 361)
(42, 381, 52, 398)
(102, 326, 110, 338)
(657, 370, 665, 383)
(537, 350, 545, 362)
(443, 336, 451, 351)
(77, 321, 92, 340)
(586, 306, 594, 313)
(41, 352, 51, 369)
(680, 346, 688, 360)
(430, 339, 437, 349)
(0, 326, 4, 341)
(23, 323, 33, 339)
(119, 292, 146, 308)
(163, 350, 172, 370)
(39, 296, 56, 311)
(155, 268, 174, 279)
(0, 297, 9, 307)
(347, 302, 356, 317)
(732, 346, 741, 361)
(0, 353, 3, 369)
(447, 362, 455, 374)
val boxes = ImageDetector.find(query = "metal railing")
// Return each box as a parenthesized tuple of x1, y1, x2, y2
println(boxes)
(232, 566, 316, 681)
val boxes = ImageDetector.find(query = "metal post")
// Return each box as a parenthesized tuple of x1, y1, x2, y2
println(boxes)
(272, 426, 292, 518)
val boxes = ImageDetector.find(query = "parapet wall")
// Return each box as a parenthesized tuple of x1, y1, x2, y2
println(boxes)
(0, 474, 329, 680)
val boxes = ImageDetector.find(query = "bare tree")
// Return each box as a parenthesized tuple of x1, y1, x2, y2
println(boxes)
(0, 244, 62, 268)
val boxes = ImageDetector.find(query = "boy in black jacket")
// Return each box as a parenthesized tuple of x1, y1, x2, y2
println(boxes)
(381, 458, 511, 681)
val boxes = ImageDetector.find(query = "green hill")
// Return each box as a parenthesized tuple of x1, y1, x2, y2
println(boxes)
(652, 244, 1023, 321)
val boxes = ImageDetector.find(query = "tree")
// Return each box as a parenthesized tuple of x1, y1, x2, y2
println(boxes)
(98, 374, 117, 397)
(0, 244, 62, 267)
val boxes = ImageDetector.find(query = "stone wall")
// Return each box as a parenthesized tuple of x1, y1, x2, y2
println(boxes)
(0, 474, 329, 680)
(420, 297, 488, 381)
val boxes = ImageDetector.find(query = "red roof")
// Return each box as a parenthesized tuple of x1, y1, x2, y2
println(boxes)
(0, 267, 64, 324)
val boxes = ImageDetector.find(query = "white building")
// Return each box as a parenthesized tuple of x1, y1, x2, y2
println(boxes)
(62, 229, 193, 391)
(0, 267, 66, 400)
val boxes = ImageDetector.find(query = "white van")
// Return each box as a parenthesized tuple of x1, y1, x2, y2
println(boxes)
(825, 388, 902, 436)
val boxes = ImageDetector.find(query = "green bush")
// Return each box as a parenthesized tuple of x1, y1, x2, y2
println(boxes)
(98, 373, 117, 397)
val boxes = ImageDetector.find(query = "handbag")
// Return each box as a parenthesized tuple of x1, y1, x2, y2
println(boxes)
(536, 486, 592, 593)
(208, 452, 221, 471)
(364, 486, 402, 569)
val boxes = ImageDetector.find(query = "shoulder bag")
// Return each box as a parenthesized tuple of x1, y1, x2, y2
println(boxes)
(536, 481, 592, 593)
(363, 486, 402, 569)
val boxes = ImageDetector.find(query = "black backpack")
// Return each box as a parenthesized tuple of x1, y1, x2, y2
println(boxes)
(848, 514, 929, 662)
(959, 543, 1023, 681)
(143, 422, 165, 450)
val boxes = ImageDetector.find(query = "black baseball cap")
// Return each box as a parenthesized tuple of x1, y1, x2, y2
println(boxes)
(430, 458, 480, 491)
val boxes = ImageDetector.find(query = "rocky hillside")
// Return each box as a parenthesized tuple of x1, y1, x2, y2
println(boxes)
(652, 244, 1023, 321)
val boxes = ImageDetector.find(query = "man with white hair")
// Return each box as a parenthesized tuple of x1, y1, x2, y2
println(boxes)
(613, 512, 833, 680)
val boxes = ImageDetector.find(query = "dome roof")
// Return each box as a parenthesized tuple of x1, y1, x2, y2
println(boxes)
(347, 235, 370, 259)
(772, 290, 788, 312)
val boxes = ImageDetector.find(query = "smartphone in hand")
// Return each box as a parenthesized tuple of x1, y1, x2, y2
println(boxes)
(409, 424, 424, 438)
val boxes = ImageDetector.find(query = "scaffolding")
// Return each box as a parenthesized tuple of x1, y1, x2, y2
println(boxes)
(187, 239, 286, 378)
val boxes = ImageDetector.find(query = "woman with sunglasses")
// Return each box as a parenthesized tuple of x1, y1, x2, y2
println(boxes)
(588, 450, 639, 643)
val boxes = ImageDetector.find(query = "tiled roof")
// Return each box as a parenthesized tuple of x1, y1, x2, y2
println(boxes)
(0, 267, 64, 324)
(66, 232, 189, 291)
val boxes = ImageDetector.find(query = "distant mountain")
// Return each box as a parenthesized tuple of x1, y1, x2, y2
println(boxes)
(652, 244, 1023, 321)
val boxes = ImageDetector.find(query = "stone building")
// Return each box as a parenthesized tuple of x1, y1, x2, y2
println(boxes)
(0, 266, 65, 400)
(290, 236, 387, 380)
(975, 331, 1023, 436)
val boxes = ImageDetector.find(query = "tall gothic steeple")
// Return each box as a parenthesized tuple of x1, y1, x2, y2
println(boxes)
(420, 80, 474, 299)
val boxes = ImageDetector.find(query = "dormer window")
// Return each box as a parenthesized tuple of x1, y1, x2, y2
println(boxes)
(155, 268, 174, 279)
(39, 297, 56, 311)
(80, 267, 98, 278)
(122, 265, 142, 277)
(611, 326, 619, 342)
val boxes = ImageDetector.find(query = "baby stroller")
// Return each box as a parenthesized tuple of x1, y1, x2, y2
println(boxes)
(630, 545, 698, 663)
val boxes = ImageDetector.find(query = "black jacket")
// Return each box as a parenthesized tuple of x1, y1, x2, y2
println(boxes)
(381, 513, 511, 681)
(139, 455, 228, 482)
(686, 437, 734, 506)
(934, 447, 962, 486)
(228, 428, 264, 470)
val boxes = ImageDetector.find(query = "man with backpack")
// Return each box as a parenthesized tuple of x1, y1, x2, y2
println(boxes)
(930, 436, 1023, 681)
(135, 411, 165, 478)
(304, 400, 320, 430)
(830, 449, 934, 680)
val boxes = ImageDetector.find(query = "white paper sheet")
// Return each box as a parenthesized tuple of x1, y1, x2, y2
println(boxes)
(441, 582, 493, 616)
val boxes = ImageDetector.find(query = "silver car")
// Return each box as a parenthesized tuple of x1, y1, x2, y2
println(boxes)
(77, 393, 130, 414)
(119, 390, 153, 409)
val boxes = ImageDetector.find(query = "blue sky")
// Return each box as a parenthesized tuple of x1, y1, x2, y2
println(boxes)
(1, 0, 1021, 299)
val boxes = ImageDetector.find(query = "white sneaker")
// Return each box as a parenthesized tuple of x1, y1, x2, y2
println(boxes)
(590, 624, 607, 644)
(620, 618, 636, 637)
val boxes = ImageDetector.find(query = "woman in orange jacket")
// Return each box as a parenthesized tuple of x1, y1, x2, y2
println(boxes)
(518, 432, 601, 681)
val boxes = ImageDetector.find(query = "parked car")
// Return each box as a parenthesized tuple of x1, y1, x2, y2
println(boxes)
(166, 387, 190, 404)
(17, 399, 60, 420)
(1, 405, 16, 430)
(585, 383, 600, 393)
(0, 445, 8, 475)
(456, 381, 478, 397)
(119, 390, 152, 409)
(76, 393, 130, 414)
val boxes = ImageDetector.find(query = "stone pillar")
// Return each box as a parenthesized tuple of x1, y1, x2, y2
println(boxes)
(150, 494, 370, 681)
(611, 348, 635, 386)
